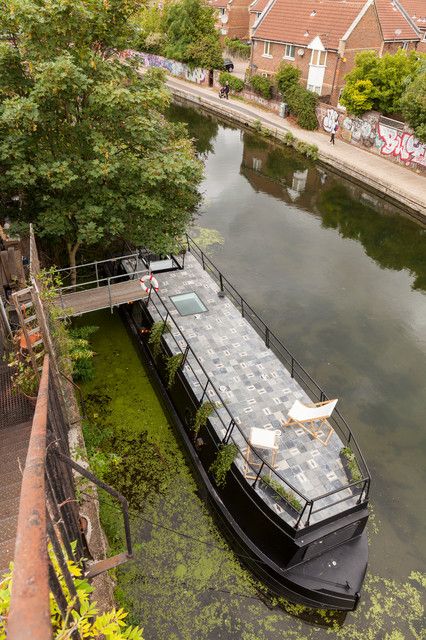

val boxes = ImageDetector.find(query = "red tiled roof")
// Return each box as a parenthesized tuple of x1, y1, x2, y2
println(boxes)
(375, 0, 420, 39)
(249, 0, 270, 13)
(253, 0, 366, 49)
(208, 0, 228, 8)
(399, 0, 426, 30)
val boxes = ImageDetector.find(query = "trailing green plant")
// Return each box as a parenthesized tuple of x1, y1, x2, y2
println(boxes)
(260, 474, 302, 512)
(249, 74, 273, 100)
(224, 37, 250, 60)
(148, 320, 171, 359)
(218, 71, 244, 92)
(341, 447, 363, 482)
(192, 400, 216, 437)
(210, 442, 238, 487)
(286, 84, 318, 130)
(165, 352, 184, 388)
(0, 544, 144, 639)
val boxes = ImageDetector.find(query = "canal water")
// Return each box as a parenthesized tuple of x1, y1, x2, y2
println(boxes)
(169, 103, 426, 581)
(80, 104, 425, 639)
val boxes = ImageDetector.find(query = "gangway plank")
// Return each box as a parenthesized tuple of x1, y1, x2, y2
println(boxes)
(55, 279, 148, 316)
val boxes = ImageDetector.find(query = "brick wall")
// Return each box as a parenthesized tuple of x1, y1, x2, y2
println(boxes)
(317, 103, 426, 172)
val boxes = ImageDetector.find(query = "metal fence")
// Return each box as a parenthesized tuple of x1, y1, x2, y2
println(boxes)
(6, 356, 133, 639)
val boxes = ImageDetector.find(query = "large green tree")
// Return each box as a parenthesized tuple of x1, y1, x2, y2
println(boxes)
(340, 49, 425, 116)
(400, 69, 426, 142)
(0, 0, 203, 278)
(163, 0, 223, 69)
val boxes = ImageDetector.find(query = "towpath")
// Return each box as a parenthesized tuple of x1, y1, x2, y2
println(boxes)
(165, 75, 426, 221)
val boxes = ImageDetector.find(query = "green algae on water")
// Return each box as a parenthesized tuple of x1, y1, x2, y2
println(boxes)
(79, 310, 425, 640)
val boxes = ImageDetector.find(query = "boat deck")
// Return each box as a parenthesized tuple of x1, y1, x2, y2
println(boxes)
(146, 254, 359, 527)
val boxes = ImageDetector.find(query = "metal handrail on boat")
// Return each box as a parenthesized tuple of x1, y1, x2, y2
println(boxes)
(145, 290, 370, 529)
(185, 234, 371, 483)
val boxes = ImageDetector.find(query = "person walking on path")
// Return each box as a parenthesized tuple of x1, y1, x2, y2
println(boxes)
(224, 80, 230, 100)
(330, 122, 338, 145)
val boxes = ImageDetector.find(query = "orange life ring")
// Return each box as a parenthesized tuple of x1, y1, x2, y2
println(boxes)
(140, 273, 159, 294)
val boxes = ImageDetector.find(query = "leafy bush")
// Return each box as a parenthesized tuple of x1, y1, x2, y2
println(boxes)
(294, 140, 319, 160)
(275, 62, 301, 98)
(286, 84, 318, 130)
(224, 37, 251, 60)
(340, 79, 375, 116)
(340, 49, 424, 116)
(0, 547, 144, 639)
(68, 325, 98, 382)
(218, 71, 244, 92)
(250, 74, 273, 99)
(400, 70, 426, 142)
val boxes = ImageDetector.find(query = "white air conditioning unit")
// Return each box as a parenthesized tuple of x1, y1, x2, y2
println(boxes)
(298, 48, 305, 56)
(220, 13, 228, 24)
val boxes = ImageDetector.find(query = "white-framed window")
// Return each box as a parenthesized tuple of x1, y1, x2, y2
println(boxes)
(283, 44, 295, 59)
(310, 49, 327, 66)
(401, 41, 408, 50)
(423, 32, 426, 41)
(263, 41, 272, 57)
(253, 157, 262, 171)
(307, 84, 321, 94)
(261, 71, 269, 77)
(255, 11, 261, 18)
(219, 7, 226, 15)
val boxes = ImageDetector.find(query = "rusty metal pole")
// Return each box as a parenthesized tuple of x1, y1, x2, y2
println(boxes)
(7, 356, 52, 640)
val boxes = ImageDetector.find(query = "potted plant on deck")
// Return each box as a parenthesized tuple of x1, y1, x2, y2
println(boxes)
(6, 352, 39, 402)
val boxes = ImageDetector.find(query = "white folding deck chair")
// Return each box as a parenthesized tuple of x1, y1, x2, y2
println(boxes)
(283, 399, 338, 446)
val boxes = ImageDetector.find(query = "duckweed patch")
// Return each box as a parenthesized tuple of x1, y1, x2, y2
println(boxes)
(79, 310, 425, 640)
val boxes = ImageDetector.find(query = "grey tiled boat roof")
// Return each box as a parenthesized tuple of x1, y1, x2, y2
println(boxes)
(147, 254, 359, 527)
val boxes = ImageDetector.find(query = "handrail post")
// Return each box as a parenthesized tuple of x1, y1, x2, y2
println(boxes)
(252, 461, 265, 487)
(223, 418, 235, 444)
(95, 261, 99, 287)
(305, 501, 314, 527)
(219, 273, 224, 292)
(108, 277, 112, 313)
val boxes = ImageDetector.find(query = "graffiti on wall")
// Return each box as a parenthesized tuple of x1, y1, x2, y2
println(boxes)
(322, 109, 339, 134)
(377, 124, 426, 166)
(121, 50, 206, 84)
(317, 103, 426, 169)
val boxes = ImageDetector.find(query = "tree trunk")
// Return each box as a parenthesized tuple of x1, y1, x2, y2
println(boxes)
(67, 242, 80, 288)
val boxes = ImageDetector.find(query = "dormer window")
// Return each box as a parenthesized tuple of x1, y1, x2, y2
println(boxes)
(310, 10, 316, 16)
(219, 7, 226, 15)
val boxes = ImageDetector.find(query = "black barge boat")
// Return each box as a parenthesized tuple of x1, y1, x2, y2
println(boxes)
(123, 237, 370, 611)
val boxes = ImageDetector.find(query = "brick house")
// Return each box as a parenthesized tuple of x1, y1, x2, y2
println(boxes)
(249, 0, 270, 36)
(398, 0, 426, 51)
(209, 0, 252, 40)
(251, 0, 420, 104)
